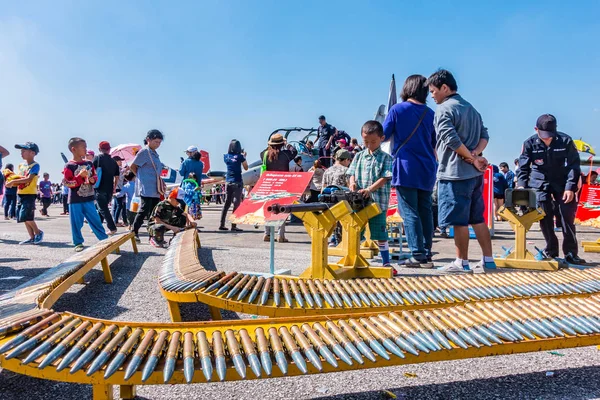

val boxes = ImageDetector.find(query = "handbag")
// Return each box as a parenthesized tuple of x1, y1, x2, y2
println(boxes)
(148, 148, 167, 196)
(392, 108, 429, 159)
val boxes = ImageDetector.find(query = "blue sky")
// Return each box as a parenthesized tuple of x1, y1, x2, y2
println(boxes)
(1, 0, 599, 177)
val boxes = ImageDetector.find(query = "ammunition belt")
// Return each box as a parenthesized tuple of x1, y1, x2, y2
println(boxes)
(3, 295, 600, 384)
(160, 230, 600, 317)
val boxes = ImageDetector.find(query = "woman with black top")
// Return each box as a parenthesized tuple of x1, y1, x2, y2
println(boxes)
(260, 133, 297, 242)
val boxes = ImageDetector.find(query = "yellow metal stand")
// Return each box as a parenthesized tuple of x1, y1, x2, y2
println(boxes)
(494, 206, 559, 271)
(583, 238, 600, 253)
(361, 224, 380, 256)
(295, 201, 392, 280)
(328, 203, 381, 260)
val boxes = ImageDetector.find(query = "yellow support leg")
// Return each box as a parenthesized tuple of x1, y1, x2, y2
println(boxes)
(494, 207, 559, 271)
(114, 246, 120, 255)
(92, 384, 114, 400)
(209, 306, 222, 320)
(167, 300, 182, 322)
(296, 201, 392, 280)
(130, 236, 139, 254)
(336, 203, 381, 268)
(77, 276, 85, 284)
(582, 238, 600, 253)
(120, 385, 136, 399)
(361, 224, 380, 255)
(295, 201, 353, 280)
(100, 258, 113, 283)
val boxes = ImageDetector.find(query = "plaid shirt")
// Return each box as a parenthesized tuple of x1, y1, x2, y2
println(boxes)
(346, 147, 392, 212)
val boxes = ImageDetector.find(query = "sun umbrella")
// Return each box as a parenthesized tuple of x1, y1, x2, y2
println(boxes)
(574, 139, 595, 155)
(110, 143, 142, 164)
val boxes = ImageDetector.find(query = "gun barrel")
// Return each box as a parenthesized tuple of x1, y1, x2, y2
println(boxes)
(267, 203, 330, 214)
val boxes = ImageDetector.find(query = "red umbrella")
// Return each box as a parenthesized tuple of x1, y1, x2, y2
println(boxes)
(110, 143, 142, 164)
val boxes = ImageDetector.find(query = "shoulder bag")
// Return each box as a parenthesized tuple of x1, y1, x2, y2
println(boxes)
(148, 148, 167, 196)
(392, 108, 428, 159)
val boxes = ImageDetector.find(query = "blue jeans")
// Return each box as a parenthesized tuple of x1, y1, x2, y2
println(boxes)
(396, 187, 433, 260)
(69, 201, 108, 246)
(3, 193, 17, 218)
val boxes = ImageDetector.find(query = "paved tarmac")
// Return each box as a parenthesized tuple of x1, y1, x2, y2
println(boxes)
(1, 204, 600, 399)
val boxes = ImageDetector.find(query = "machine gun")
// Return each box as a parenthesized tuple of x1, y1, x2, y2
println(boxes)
(504, 188, 539, 216)
(267, 186, 372, 215)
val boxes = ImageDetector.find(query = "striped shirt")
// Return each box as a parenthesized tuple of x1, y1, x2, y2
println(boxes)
(346, 147, 392, 212)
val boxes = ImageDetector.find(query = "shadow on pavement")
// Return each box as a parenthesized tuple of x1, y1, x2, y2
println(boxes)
(312, 365, 600, 400)
(52, 251, 150, 320)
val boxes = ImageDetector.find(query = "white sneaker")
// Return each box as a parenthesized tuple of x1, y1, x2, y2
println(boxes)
(472, 260, 497, 275)
(437, 261, 472, 274)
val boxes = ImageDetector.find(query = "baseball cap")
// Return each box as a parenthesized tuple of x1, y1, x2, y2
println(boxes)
(318, 115, 326, 120)
(335, 149, 352, 160)
(87, 150, 95, 156)
(186, 145, 198, 153)
(15, 142, 40, 155)
(99, 141, 111, 151)
(536, 114, 557, 139)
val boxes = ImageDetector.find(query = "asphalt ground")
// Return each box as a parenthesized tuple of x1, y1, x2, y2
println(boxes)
(1, 203, 600, 399)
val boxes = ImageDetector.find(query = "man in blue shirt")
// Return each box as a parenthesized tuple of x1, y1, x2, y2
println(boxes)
(499, 162, 515, 189)
(179, 145, 205, 182)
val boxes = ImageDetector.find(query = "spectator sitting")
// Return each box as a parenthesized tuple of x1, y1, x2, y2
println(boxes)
(322, 149, 352, 246)
(148, 188, 197, 248)
(586, 171, 598, 186)
(293, 156, 304, 172)
(322, 149, 352, 189)
(307, 160, 325, 202)
(349, 138, 362, 152)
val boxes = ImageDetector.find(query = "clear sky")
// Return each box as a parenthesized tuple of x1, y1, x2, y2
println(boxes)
(1, 0, 599, 177)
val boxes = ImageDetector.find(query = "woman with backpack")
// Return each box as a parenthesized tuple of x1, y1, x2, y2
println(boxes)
(259, 133, 297, 242)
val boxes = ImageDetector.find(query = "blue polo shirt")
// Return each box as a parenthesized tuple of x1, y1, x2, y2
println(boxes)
(383, 101, 437, 191)
(224, 153, 246, 184)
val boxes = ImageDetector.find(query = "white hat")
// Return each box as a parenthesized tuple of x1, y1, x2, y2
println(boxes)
(185, 145, 198, 153)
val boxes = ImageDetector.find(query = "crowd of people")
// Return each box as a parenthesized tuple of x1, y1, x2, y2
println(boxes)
(0, 69, 596, 270)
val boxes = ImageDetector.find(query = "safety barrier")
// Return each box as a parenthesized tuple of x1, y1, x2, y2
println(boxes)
(160, 230, 600, 321)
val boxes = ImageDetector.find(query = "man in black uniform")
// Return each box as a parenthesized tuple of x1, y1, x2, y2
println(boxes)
(517, 114, 586, 265)
(316, 115, 336, 167)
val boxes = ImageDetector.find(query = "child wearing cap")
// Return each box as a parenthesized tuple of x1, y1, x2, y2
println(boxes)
(148, 187, 197, 248)
(346, 121, 393, 268)
(5, 142, 44, 244)
(63, 137, 108, 252)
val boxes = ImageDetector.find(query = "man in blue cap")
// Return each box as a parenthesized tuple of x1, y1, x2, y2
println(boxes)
(517, 114, 585, 265)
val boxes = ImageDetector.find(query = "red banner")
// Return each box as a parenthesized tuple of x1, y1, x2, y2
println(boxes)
(230, 171, 313, 226)
(483, 165, 494, 231)
(387, 190, 402, 222)
(576, 184, 600, 225)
